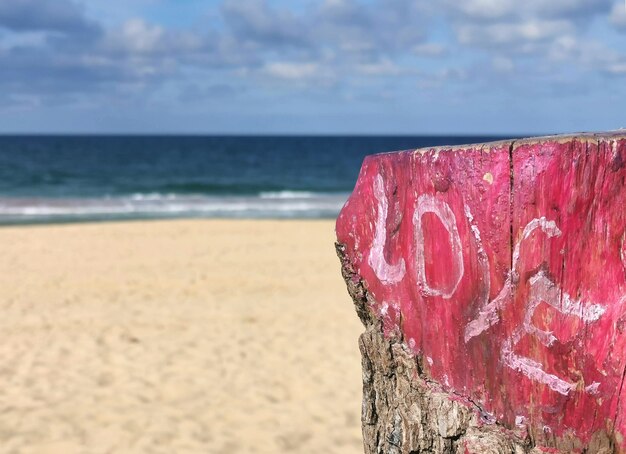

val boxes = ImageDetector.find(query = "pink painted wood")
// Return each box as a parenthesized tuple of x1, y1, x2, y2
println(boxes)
(336, 132, 626, 451)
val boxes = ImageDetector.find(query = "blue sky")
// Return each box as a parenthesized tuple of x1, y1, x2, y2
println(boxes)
(0, 0, 625, 134)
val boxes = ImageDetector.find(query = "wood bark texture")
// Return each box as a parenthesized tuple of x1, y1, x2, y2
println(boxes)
(336, 132, 626, 453)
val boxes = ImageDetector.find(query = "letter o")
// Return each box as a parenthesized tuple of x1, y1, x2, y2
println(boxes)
(413, 194, 464, 299)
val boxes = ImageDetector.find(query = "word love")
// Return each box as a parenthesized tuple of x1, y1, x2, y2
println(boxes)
(369, 172, 607, 396)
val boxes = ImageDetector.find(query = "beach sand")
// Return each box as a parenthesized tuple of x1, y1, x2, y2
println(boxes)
(0, 220, 364, 454)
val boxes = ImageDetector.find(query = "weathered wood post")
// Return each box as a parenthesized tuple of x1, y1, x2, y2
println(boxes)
(336, 132, 626, 453)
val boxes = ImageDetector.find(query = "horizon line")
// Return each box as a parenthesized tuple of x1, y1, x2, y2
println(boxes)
(0, 132, 547, 138)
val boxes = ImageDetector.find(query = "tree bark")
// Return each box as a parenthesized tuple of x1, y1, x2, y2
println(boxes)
(337, 242, 539, 454)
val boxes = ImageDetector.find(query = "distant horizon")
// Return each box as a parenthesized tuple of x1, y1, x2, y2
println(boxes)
(0, 131, 546, 138)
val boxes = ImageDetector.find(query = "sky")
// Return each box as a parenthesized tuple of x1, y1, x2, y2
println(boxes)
(0, 0, 625, 134)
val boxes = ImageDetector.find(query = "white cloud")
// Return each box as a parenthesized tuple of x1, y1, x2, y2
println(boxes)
(609, 2, 626, 29)
(119, 19, 164, 53)
(547, 34, 621, 67)
(445, 0, 611, 21)
(103, 19, 204, 56)
(447, 0, 516, 21)
(606, 62, 626, 74)
(262, 62, 323, 80)
(413, 43, 447, 56)
(457, 19, 574, 49)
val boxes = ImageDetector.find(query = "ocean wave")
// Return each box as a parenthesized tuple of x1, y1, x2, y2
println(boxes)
(258, 190, 318, 199)
(129, 192, 180, 201)
(0, 193, 349, 223)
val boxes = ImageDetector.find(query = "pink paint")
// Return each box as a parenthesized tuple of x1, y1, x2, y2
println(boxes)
(336, 133, 626, 450)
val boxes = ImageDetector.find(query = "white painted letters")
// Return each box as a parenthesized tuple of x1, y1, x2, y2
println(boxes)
(463, 216, 606, 395)
(414, 195, 464, 299)
(368, 174, 406, 284)
(464, 217, 562, 342)
(366, 173, 610, 395)
(501, 270, 605, 395)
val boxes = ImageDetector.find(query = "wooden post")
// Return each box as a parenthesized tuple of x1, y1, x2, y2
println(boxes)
(336, 132, 626, 453)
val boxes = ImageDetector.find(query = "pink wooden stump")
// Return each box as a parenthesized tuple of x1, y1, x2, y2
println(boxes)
(336, 132, 626, 453)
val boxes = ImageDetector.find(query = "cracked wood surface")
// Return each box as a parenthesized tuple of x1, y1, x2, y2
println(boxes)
(336, 132, 626, 453)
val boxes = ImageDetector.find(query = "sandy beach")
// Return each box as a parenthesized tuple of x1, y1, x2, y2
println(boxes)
(0, 219, 364, 454)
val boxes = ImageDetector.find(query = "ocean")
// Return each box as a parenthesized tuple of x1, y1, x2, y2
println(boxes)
(0, 135, 511, 224)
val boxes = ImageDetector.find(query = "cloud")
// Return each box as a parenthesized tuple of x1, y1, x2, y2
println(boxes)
(0, 0, 625, 126)
(413, 43, 447, 57)
(313, 0, 429, 60)
(203, 0, 435, 90)
(262, 62, 323, 80)
(605, 62, 626, 74)
(0, 0, 100, 36)
(536, 0, 612, 18)
(444, 0, 613, 60)
(218, 0, 431, 63)
(456, 19, 574, 51)
(0, 7, 213, 102)
(0, 0, 430, 100)
(610, 2, 626, 30)
(221, 0, 308, 49)
(102, 19, 206, 57)
(437, 0, 625, 95)
(445, 0, 611, 22)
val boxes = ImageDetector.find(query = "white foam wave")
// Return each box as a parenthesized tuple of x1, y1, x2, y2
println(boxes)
(259, 191, 317, 199)
(129, 192, 179, 201)
(0, 193, 349, 222)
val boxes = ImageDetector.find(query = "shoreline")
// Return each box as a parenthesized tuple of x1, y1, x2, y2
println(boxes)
(0, 216, 341, 229)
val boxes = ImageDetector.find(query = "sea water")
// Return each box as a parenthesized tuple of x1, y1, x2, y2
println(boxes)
(0, 135, 509, 224)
